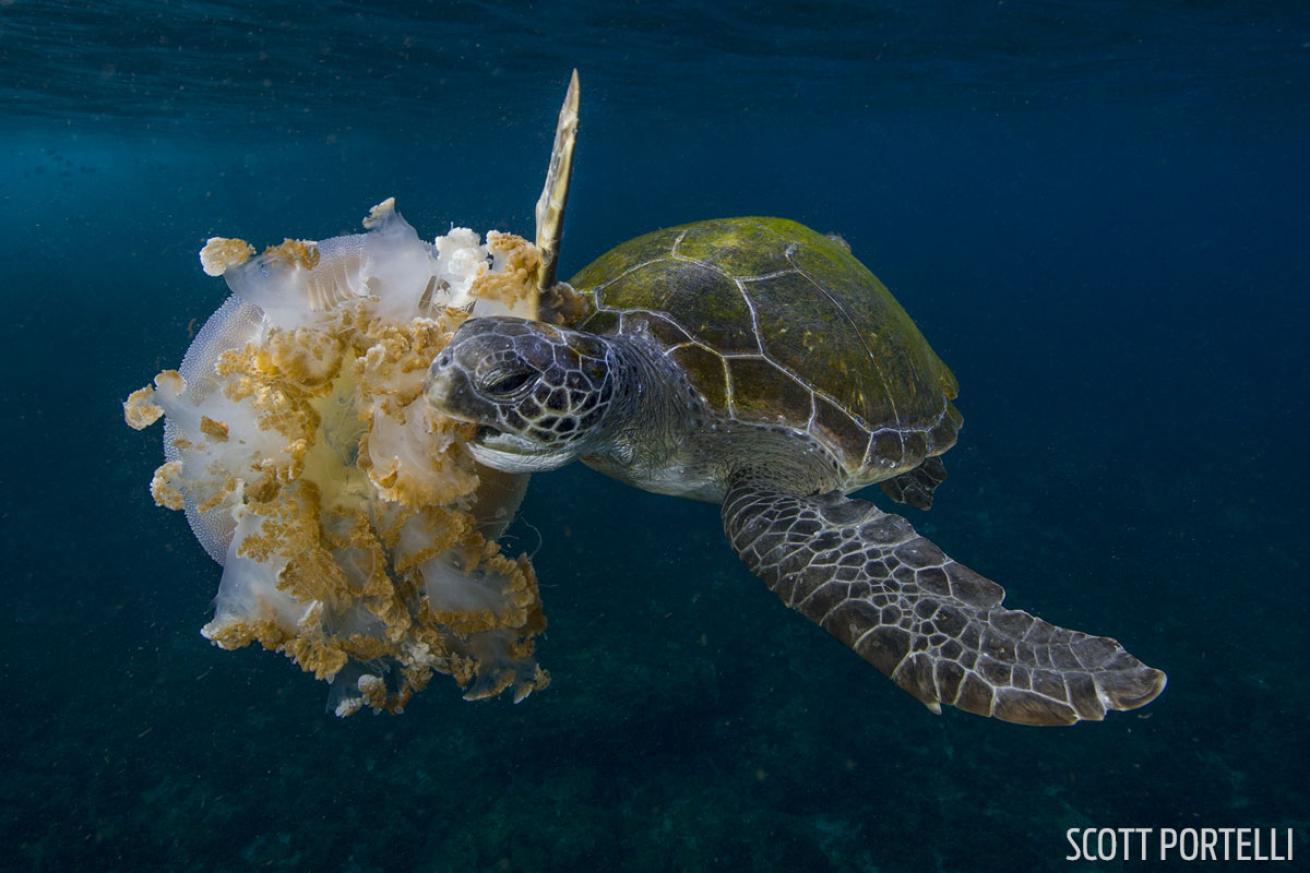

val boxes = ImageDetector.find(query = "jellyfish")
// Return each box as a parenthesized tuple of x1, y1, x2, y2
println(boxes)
(125, 198, 550, 715)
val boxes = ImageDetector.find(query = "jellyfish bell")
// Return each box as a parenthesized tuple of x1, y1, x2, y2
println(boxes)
(125, 72, 584, 716)
(126, 200, 554, 714)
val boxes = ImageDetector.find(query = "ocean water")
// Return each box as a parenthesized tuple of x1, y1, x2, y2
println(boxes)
(3, 2, 1308, 871)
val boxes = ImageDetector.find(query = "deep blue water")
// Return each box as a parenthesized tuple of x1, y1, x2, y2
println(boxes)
(3, 2, 1309, 871)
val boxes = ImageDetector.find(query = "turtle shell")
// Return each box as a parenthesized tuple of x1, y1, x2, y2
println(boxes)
(568, 217, 961, 478)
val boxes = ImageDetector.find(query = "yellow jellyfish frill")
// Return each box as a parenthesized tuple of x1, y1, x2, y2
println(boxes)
(125, 198, 550, 715)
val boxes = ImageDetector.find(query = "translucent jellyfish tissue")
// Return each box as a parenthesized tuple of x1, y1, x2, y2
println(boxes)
(125, 198, 551, 716)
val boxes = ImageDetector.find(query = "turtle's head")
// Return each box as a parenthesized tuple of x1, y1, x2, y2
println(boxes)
(426, 317, 616, 473)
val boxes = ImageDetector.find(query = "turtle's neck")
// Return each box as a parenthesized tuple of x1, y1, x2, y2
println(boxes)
(582, 333, 693, 481)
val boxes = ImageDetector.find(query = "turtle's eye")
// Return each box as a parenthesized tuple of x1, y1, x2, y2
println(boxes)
(483, 368, 535, 397)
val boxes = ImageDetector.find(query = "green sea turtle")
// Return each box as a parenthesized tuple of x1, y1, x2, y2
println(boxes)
(425, 217, 1166, 726)
(426, 76, 1164, 726)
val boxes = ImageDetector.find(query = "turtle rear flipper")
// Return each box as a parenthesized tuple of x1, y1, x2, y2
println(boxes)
(880, 455, 947, 510)
(722, 482, 1166, 726)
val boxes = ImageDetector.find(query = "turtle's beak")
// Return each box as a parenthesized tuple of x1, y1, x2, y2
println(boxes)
(424, 362, 458, 414)
(427, 353, 560, 472)
(467, 434, 573, 473)
(425, 355, 486, 425)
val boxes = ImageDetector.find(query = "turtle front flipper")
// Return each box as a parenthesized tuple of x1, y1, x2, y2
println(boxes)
(721, 482, 1166, 725)
(534, 68, 580, 293)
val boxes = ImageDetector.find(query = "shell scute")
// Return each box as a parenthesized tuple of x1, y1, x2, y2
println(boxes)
(811, 396, 871, 467)
(580, 308, 620, 335)
(603, 260, 757, 355)
(790, 239, 957, 417)
(727, 357, 811, 422)
(570, 227, 684, 292)
(866, 431, 906, 472)
(744, 268, 895, 426)
(620, 311, 692, 349)
(928, 402, 963, 456)
(672, 345, 729, 410)
(675, 219, 796, 276)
